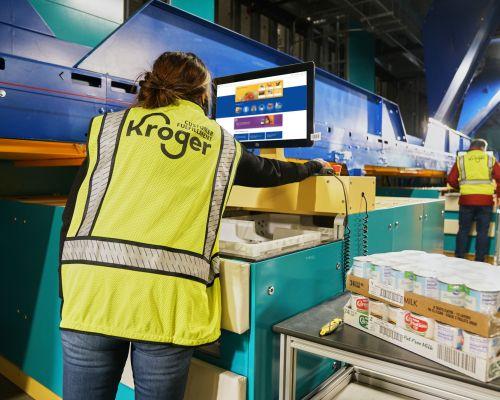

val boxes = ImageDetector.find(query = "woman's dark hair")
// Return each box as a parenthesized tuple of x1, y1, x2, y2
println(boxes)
(137, 52, 211, 111)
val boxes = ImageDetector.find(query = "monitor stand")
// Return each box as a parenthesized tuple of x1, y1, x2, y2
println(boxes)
(259, 148, 286, 161)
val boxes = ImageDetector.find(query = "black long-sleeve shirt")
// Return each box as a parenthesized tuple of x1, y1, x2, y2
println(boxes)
(234, 147, 322, 187)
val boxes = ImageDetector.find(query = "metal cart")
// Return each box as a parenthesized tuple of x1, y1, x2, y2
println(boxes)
(274, 293, 500, 400)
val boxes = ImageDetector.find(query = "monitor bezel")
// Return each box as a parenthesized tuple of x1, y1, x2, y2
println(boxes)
(212, 62, 315, 149)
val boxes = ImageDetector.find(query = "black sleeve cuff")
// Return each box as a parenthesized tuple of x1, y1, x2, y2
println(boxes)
(304, 160, 323, 175)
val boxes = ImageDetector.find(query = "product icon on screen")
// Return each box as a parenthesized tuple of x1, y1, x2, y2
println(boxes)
(243, 106, 250, 113)
(267, 103, 274, 110)
(260, 115, 277, 126)
(275, 102, 282, 110)
(258, 104, 265, 112)
(235, 106, 242, 114)
(243, 92, 256, 101)
(258, 85, 266, 98)
(250, 105, 257, 112)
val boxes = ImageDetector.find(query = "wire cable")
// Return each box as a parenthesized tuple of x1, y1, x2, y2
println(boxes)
(361, 192, 369, 256)
(331, 174, 351, 281)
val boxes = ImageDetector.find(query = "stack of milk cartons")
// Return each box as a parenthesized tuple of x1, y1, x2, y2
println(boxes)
(345, 250, 500, 381)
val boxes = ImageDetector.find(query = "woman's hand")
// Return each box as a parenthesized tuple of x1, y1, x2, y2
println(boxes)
(313, 158, 334, 175)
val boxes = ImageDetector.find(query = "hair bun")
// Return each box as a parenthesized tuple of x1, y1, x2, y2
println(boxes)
(137, 52, 211, 109)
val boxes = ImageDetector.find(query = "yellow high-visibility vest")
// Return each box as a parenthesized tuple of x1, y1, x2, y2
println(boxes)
(457, 150, 495, 196)
(60, 100, 242, 345)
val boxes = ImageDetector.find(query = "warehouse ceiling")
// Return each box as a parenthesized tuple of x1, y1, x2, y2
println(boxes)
(242, 0, 433, 79)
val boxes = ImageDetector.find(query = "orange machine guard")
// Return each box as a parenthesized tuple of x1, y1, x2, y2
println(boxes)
(0, 138, 86, 167)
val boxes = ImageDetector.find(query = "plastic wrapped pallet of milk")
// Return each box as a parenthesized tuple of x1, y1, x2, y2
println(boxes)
(219, 218, 321, 259)
(351, 251, 500, 315)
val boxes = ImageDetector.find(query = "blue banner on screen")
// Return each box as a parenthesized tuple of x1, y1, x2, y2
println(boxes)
(215, 71, 308, 143)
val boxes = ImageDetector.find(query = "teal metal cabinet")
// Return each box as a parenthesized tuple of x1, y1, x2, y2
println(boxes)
(422, 202, 445, 252)
(392, 204, 424, 251)
(364, 208, 394, 254)
(350, 199, 445, 257)
(0, 201, 64, 394)
(199, 242, 344, 400)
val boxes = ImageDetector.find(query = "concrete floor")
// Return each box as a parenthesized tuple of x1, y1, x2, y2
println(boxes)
(0, 375, 33, 400)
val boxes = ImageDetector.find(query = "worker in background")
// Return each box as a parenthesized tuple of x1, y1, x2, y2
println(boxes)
(447, 139, 500, 262)
(59, 51, 330, 400)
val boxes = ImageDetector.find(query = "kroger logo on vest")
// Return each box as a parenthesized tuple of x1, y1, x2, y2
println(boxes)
(125, 112, 212, 159)
(468, 154, 486, 163)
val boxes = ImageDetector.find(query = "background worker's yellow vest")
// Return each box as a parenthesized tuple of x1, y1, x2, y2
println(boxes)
(457, 150, 495, 196)
(60, 100, 242, 345)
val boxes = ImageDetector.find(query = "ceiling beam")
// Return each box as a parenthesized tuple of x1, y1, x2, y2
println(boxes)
(333, 0, 424, 69)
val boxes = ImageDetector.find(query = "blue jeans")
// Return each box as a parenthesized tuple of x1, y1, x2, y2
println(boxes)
(61, 330, 194, 400)
(455, 205, 492, 262)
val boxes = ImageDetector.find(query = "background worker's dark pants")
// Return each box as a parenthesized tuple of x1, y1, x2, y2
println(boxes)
(455, 205, 492, 262)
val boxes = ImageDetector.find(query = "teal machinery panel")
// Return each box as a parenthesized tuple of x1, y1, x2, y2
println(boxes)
(348, 200, 445, 257)
(199, 242, 345, 399)
(0, 199, 344, 399)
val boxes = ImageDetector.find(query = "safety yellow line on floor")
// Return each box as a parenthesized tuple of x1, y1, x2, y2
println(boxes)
(0, 356, 61, 400)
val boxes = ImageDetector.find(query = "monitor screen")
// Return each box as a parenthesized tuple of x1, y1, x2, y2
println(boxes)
(213, 62, 314, 148)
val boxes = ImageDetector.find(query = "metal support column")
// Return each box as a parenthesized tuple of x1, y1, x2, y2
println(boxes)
(268, 18, 278, 49)
(279, 334, 297, 400)
(250, 7, 260, 41)
(304, 25, 313, 61)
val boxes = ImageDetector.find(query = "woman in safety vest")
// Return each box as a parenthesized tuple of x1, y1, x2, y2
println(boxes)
(59, 51, 329, 400)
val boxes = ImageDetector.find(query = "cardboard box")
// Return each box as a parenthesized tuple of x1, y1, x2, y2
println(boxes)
(220, 259, 250, 334)
(344, 306, 500, 383)
(346, 275, 500, 337)
(122, 356, 247, 399)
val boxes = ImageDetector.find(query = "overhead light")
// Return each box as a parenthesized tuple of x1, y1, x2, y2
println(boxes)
(313, 18, 326, 25)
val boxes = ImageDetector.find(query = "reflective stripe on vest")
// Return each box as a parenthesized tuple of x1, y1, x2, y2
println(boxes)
(457, 152, 467, 181)
(77, 110, 128, 236)
(203, 130, 236, 261)
(459, 179, 493, 185)
(62, 237, 219, 284)
(488, 153, 495, 178)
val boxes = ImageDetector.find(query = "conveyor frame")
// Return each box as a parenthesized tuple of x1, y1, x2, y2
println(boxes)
(280, 336, 499, 400)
